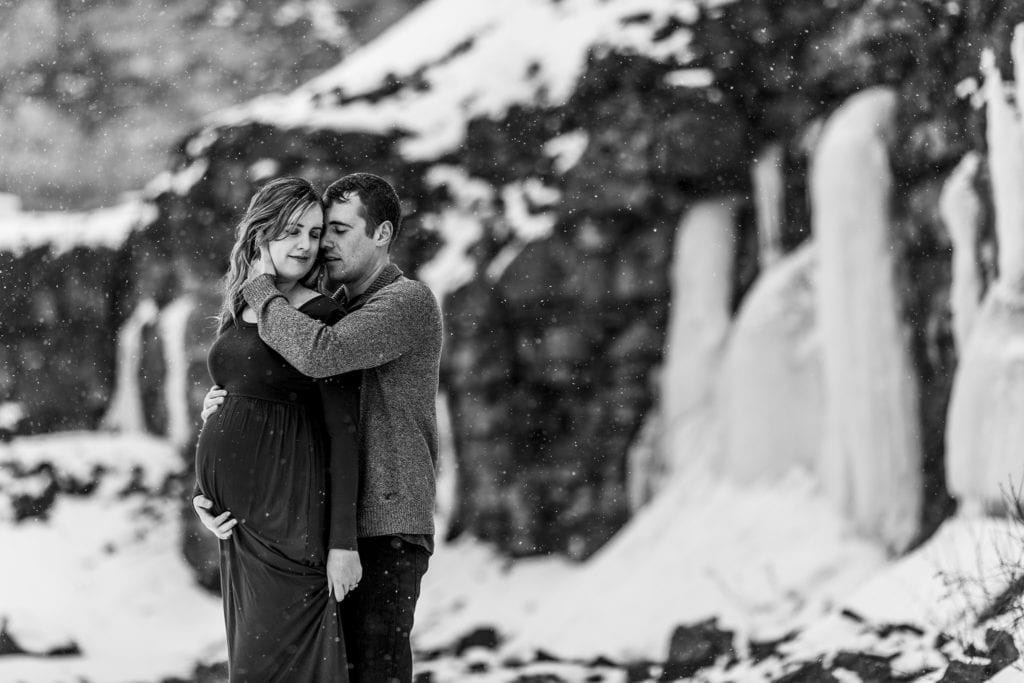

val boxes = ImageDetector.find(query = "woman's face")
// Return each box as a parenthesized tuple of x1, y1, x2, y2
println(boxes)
(265, 203, 324, 283)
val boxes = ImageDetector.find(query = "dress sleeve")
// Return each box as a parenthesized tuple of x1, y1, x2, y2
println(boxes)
(308, 298, 359, 551)
(319, 379, 359, 551)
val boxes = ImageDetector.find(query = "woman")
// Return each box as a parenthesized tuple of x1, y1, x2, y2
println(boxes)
(192, 177, 361, 681)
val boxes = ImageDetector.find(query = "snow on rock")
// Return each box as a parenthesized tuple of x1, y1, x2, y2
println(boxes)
(0, 193, 156, 255)
(0, 433, 224, 683)
(811, 86, 923, 554)
(0, 402, 25, 432)
(417, 166, 492, 300)
(210, 0, 715, 160)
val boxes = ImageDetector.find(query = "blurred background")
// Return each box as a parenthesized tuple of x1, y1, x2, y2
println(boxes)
(5, 0, 1024, 681)
(0, 0, 423, 210)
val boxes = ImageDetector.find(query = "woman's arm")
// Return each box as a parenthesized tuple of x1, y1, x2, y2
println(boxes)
(319, 378, 359, 552)
(318, 377, 362, 601)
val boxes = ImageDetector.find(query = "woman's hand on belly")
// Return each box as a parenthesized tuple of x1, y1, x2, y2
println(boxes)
(201, 386, 227, 423)
(193, 494, 238, 539)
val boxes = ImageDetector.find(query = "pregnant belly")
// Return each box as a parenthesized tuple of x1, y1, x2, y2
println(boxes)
(194, 396, 328, 552)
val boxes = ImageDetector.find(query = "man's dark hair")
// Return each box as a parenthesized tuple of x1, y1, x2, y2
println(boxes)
(323, 173, 403, 249)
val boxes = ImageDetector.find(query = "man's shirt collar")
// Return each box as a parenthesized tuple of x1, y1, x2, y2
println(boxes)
(327, 263, 403, 311)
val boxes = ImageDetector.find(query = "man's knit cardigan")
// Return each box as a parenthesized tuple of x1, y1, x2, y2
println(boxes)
(242, 264, 441, 539)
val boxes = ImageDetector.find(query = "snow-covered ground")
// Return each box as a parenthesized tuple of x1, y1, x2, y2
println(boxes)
(0, 433, 224, 683)
(1, 432, 1023, 682)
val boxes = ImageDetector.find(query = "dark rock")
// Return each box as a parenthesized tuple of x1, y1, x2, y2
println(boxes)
(10, 479, 60, 523)
(839, 608, 866, 623)
(775, 660, 839, 683)
(588, 655, 619, 668)
(832, 651, 895, 682)
(749, 630, 799, 662)
(804, 1, 933, 97)
(44, 642, 81, 657)
(467, 660, 490, 673)
(454, 627, 502, 656)
(161, 660, 229, 683)
(875, 622, 926, 638)
(624, 662, 658, 683)
(984, 628, 1019, 674)
(0, 620, 29, 656)
(660, 618, 734, 681)
(938, 660, 990, 683)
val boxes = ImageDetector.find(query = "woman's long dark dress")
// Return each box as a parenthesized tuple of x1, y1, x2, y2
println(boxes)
(194, 296, 360, 682)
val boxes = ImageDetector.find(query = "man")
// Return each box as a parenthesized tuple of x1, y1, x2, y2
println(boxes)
(195, 172, 442, 683)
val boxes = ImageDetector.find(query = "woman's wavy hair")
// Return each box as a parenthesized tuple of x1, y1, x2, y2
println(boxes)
(218, 177, 322, 333)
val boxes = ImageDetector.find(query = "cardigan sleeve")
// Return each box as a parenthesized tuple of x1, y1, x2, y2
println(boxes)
(242, 274, 440, 378)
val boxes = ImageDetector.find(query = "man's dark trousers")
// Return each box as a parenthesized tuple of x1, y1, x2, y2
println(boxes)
(342, 536, 430, 683)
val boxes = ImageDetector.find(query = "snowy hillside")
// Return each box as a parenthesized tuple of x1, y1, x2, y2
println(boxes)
(212, 0, 710, 159)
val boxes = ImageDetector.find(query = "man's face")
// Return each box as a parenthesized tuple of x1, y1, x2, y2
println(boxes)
(320, 194, 381, 286)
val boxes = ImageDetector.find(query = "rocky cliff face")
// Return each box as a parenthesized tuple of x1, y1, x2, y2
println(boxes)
(3, 0, 1023, 559)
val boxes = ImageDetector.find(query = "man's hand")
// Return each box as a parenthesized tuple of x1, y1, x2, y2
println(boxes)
(326, 549, 361, 603)
(201, 386, 227, 423)
(192, 495, 237, 539)
(245, 242, 276, 284)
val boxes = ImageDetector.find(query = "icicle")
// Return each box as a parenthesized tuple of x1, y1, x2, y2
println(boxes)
(156, 296, 196, 449)
(660, 195, 742, 479)
(624, 405, 665, 511)
(811, 87, 922, 553)
(100, 299, 159, 434)
(946, 36, 1024, 511)
(939, 153, 985, 353)
(718, 243, 822, 482)
(752, 142, 786, 268)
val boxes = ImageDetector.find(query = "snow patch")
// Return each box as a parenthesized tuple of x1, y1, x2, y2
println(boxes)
(0, 194, 155, 255)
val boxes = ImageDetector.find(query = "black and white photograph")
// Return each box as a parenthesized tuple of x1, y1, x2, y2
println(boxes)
(3, 0, 1024, 681)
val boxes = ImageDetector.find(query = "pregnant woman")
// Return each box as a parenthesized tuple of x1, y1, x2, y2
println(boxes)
(192, 177, 361, 681)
